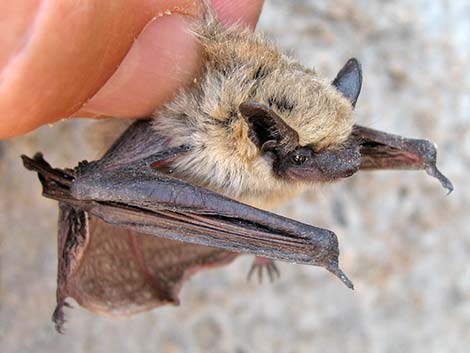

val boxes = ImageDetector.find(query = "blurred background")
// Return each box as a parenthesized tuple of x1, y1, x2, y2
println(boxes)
(1, 0, 469, 352)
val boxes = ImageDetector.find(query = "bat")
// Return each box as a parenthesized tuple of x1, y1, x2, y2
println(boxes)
(21, 2, 453, 332)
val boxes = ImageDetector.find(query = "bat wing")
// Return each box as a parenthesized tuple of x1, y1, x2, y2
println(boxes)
(53, 203, 237, 332)
(353, 125, 454, 193)
(23, 120, 350, 330)
(22, 151, 346, 274)
(30, 120, 239, 331)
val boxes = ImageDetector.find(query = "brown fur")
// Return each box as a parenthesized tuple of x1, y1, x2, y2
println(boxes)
(150, 5, 355, 209)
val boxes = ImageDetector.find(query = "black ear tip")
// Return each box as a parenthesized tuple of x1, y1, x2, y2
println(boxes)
(332, 57, 363, 108)
(346, 57, 361, 70)
(337, 57, 362, 82)
(346, 58, 362, 77)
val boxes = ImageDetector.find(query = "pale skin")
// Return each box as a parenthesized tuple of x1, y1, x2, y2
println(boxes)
(0, 0, 264, 138)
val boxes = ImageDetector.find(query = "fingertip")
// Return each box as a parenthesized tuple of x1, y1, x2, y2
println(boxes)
(79, 0, 265, 118)
(81, 15, 201, 118)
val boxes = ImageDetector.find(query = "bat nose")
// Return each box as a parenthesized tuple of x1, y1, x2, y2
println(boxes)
(337, 156, 362, 177)
(315, 147, 362, 179)
(326, 164, 359, 179)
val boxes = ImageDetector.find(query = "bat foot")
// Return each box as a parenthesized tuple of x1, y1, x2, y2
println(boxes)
(247, 257, 280, 283)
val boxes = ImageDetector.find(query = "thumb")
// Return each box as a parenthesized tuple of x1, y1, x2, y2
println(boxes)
(80, 0, 264, 118)
(0, 0, 264, 138)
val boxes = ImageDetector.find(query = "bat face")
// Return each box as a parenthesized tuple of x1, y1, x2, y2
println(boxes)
(239, 101, 362, 183)
(238, 59, 364, 184)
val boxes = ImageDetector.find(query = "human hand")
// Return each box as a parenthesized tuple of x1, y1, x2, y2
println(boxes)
(0, 0, 264, 138)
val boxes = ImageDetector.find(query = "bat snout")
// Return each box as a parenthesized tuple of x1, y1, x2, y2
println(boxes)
(289, 146, 362, 182)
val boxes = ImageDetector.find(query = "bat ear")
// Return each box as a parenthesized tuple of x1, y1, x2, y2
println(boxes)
(332, 58, 362, 108)
(239, 101, 299, 153)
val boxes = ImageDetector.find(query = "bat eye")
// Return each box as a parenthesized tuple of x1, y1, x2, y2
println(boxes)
(292, 153, 307, 165)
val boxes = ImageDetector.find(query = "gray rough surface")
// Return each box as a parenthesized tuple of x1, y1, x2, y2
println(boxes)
(1, 1, 469, 352)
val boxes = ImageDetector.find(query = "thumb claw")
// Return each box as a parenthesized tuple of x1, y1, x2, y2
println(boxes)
(424, 164, 454, 195)
(327, 263, 354, 290)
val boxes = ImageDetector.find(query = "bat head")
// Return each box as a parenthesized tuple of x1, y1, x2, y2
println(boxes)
(240, 59, 363, 183)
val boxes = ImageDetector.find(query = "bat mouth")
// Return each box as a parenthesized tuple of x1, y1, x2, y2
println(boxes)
(285, 166, 357, 182)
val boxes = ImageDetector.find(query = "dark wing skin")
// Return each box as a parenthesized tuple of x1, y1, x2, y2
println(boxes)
(52, 203, 237, 332)
(28, 120, 240, 332)
(22, 152, 346, 272)
(21, 119, 453, 331)
(22, 120, 352, 330)
(353, 125, 454, 193)
(23, 121, 347, 271)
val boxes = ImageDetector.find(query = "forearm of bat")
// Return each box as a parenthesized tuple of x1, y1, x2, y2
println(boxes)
(22, 153, 353, 289)
(353, 125, 454, 193)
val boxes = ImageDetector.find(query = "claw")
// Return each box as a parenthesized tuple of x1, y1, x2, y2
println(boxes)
(425, 163, 454, 195)
(327, 262, 354, 290)
(247, 257, 280, 283)
(265, 261, 280, 282)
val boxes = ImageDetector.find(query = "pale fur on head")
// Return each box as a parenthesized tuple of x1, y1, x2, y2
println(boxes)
(151, 4, 355, 209)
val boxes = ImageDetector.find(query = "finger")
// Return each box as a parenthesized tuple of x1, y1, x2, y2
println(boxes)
(78, 14, 201, 118)
(0, 0, 202, 138)
(79, 0, 264, 118)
